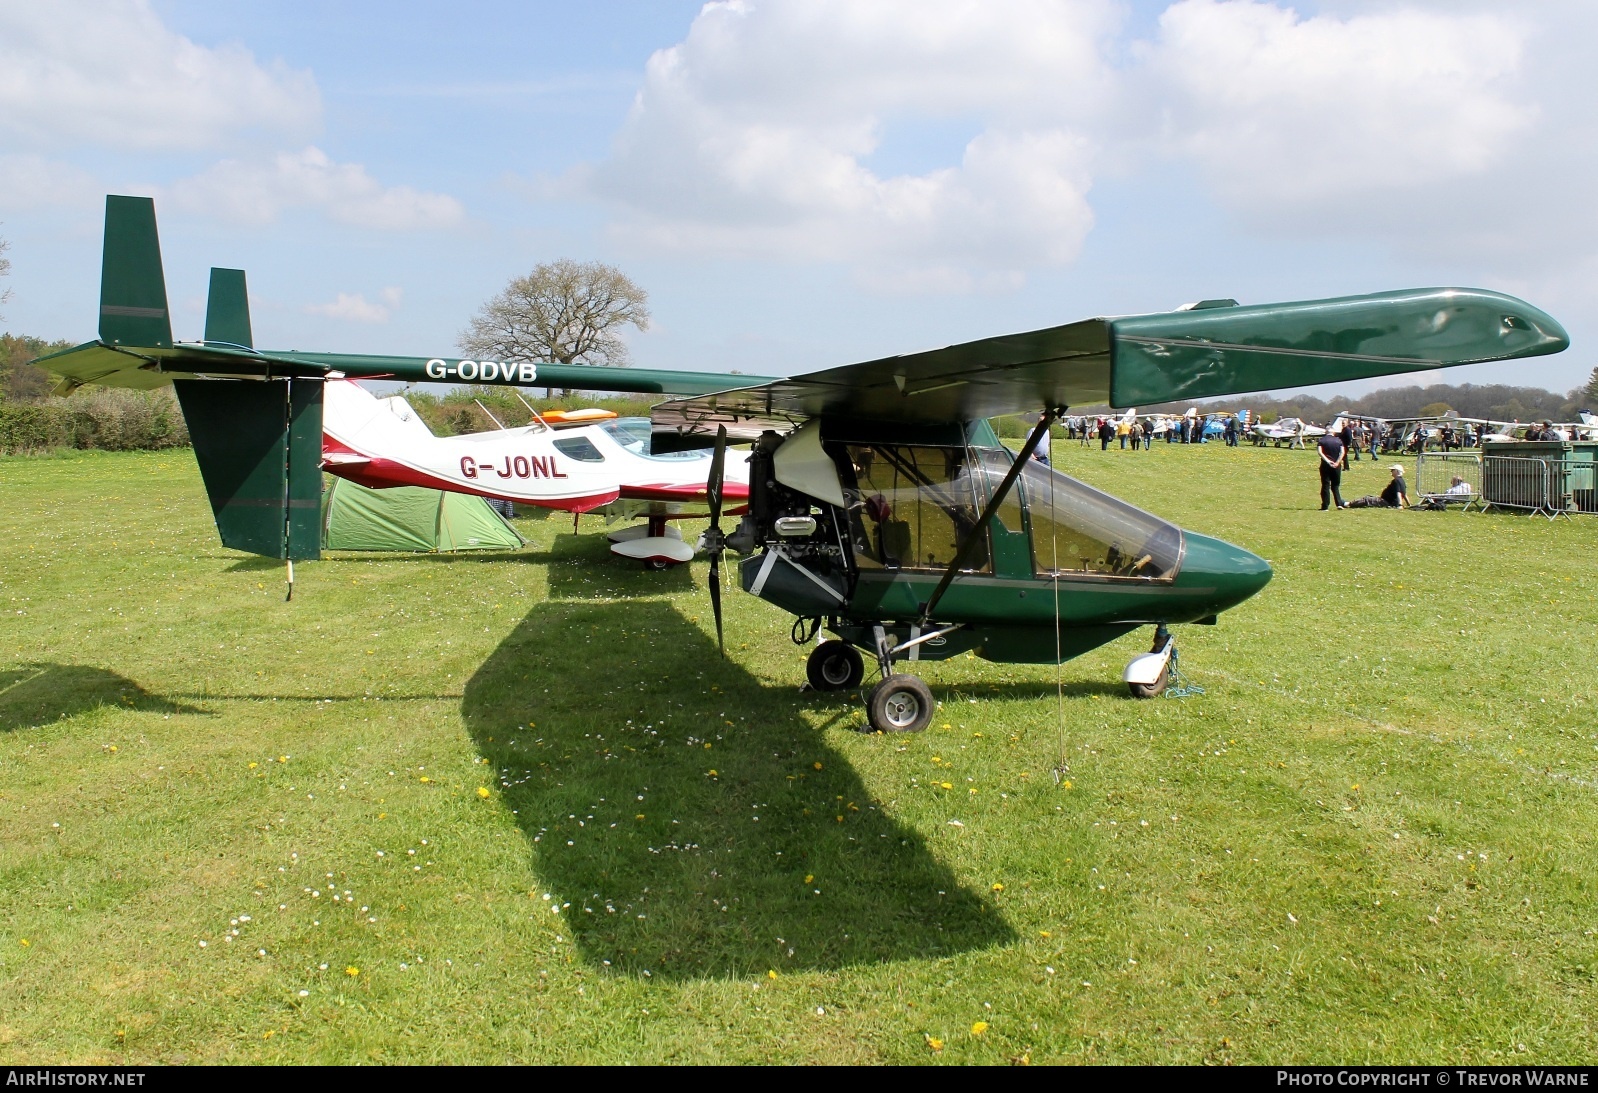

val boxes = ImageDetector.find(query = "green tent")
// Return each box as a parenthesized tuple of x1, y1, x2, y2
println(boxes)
(322, 479, 525, 552)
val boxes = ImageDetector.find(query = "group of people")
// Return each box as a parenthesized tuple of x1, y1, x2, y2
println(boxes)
(1317, 428, 1411, 510)
(1069, 414, 1239, 450)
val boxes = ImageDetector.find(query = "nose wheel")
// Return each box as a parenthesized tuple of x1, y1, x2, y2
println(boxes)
(1124, 624, 1174, 699)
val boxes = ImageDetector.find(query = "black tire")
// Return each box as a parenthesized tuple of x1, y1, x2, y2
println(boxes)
(866, 674, 935, 733)
(1128, 663, 1169, 700)
(806, 640, 863, 691)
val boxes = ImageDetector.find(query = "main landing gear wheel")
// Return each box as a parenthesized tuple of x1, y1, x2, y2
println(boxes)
(807, 640, 864, 691)
(866, 674, 934, 733)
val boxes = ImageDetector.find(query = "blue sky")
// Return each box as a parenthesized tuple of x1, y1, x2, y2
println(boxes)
(3, 0, 1595, 401)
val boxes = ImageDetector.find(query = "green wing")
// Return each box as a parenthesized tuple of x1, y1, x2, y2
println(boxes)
(649, 290, 1568, 449)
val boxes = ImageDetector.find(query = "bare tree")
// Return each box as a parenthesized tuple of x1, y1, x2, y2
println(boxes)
(459, 259, 649, 396)
(0, 230, 12, 322)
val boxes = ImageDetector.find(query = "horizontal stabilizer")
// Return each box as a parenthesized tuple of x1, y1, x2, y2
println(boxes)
(99, 195, 172, 349)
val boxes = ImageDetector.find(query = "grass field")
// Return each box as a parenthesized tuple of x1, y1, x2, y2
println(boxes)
(1, 440, 1595, 1064)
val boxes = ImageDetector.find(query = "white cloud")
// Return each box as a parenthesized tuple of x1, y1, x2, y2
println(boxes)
(0, 0, 319, 152)
(1138, 0, 1535, 213)
(582, 0, 1557, 292)
(0, 155, 99, 210)
(586, 0, 1119, 286)
(307, 287, 403, 324)
(167, 147, 465, 230)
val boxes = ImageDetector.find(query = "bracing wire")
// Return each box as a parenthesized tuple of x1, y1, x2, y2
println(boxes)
(1048, 423, 1069, 784)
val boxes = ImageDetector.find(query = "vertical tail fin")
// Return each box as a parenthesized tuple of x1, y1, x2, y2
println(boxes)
(204, 267, 254, 348)
(99, 195, 172, 348)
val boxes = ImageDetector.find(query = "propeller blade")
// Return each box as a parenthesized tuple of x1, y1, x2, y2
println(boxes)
(708, 552, 724, 656)
(707, 424, 727, 528)
(705, 425, 728, 656)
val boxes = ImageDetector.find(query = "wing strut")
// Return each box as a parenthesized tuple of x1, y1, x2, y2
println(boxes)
(919, 407, 1061, 627)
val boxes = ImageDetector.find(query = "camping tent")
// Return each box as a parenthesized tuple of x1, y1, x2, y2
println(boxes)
(322, 478, 525, 552)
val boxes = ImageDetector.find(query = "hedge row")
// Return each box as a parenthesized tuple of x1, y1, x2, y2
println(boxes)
(0, 388, 190, 455)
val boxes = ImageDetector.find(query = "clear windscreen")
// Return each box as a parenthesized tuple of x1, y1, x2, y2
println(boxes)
(1014, 459, 1182, 579)
(601, 418, 707, 461)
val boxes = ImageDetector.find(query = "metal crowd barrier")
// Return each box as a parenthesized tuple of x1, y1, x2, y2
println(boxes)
(1479, 455, 1572, 520)
(1413, 452, 1484, 511)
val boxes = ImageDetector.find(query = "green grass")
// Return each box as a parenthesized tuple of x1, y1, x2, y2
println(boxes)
(1, 442, 1595, 1064)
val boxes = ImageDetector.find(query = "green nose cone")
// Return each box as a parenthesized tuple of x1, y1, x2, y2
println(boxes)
(1176, 532, 1273, 616)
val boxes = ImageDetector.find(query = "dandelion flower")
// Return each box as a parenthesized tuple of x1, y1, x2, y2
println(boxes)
(767, 969, 778, 979)
(346, 966, 359, 977)
(971, 1021, 989, 1035)
(928, 1037, 945, 1051)
(804, 875, 814, 884)
(19, 939, 29, 948)
(992, 883, 1004, 892)
(477, 787, 490, 799)
(813, 762, 823, 771)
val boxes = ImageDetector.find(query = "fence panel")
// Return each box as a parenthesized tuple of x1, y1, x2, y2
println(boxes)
(1414, 453, 1483, 510)
(1481, 456, 1563, 518)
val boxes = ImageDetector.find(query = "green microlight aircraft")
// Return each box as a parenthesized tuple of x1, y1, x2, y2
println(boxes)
(39, 196, 1570, 732)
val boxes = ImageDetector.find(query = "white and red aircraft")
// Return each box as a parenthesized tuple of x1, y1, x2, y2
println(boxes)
(320, 379, 749, 566)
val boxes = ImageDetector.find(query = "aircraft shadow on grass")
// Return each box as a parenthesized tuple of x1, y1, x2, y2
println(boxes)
(461, 596, 1015, 980)
(0, 663, 206, 733)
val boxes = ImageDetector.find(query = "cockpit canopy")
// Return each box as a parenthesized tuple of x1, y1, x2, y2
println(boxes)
(833, 440, 1182, 580)
(601, 418, 707, 461)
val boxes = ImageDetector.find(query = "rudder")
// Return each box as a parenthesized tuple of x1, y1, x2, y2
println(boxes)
(173, 378, 323, 561)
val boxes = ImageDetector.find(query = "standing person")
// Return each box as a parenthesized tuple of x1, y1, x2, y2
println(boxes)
(1128, 420, 1143, 450)
(1098, 417, 1113, 451)
(1224, 416, 1237, 447)
(1116, 416, 1130, 449)
(1143, 418, 1153, 450)
(1317, 428, 1347, 510)
(1338, 420, 1354, 470)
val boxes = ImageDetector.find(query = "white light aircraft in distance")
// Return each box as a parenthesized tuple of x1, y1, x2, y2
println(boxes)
(321, 379, 751, 567)
(1250, 416, 1326, 446)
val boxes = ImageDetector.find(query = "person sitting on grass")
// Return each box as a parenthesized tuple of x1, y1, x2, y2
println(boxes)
(1445, 475, 1473, 496)
(1347, 465, 1411, 509)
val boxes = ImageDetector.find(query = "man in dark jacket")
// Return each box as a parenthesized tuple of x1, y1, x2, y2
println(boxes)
(1317, 430, 1346, 510)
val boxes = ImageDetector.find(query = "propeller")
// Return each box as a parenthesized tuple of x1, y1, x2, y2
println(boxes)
(704, 425, 728, 656)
